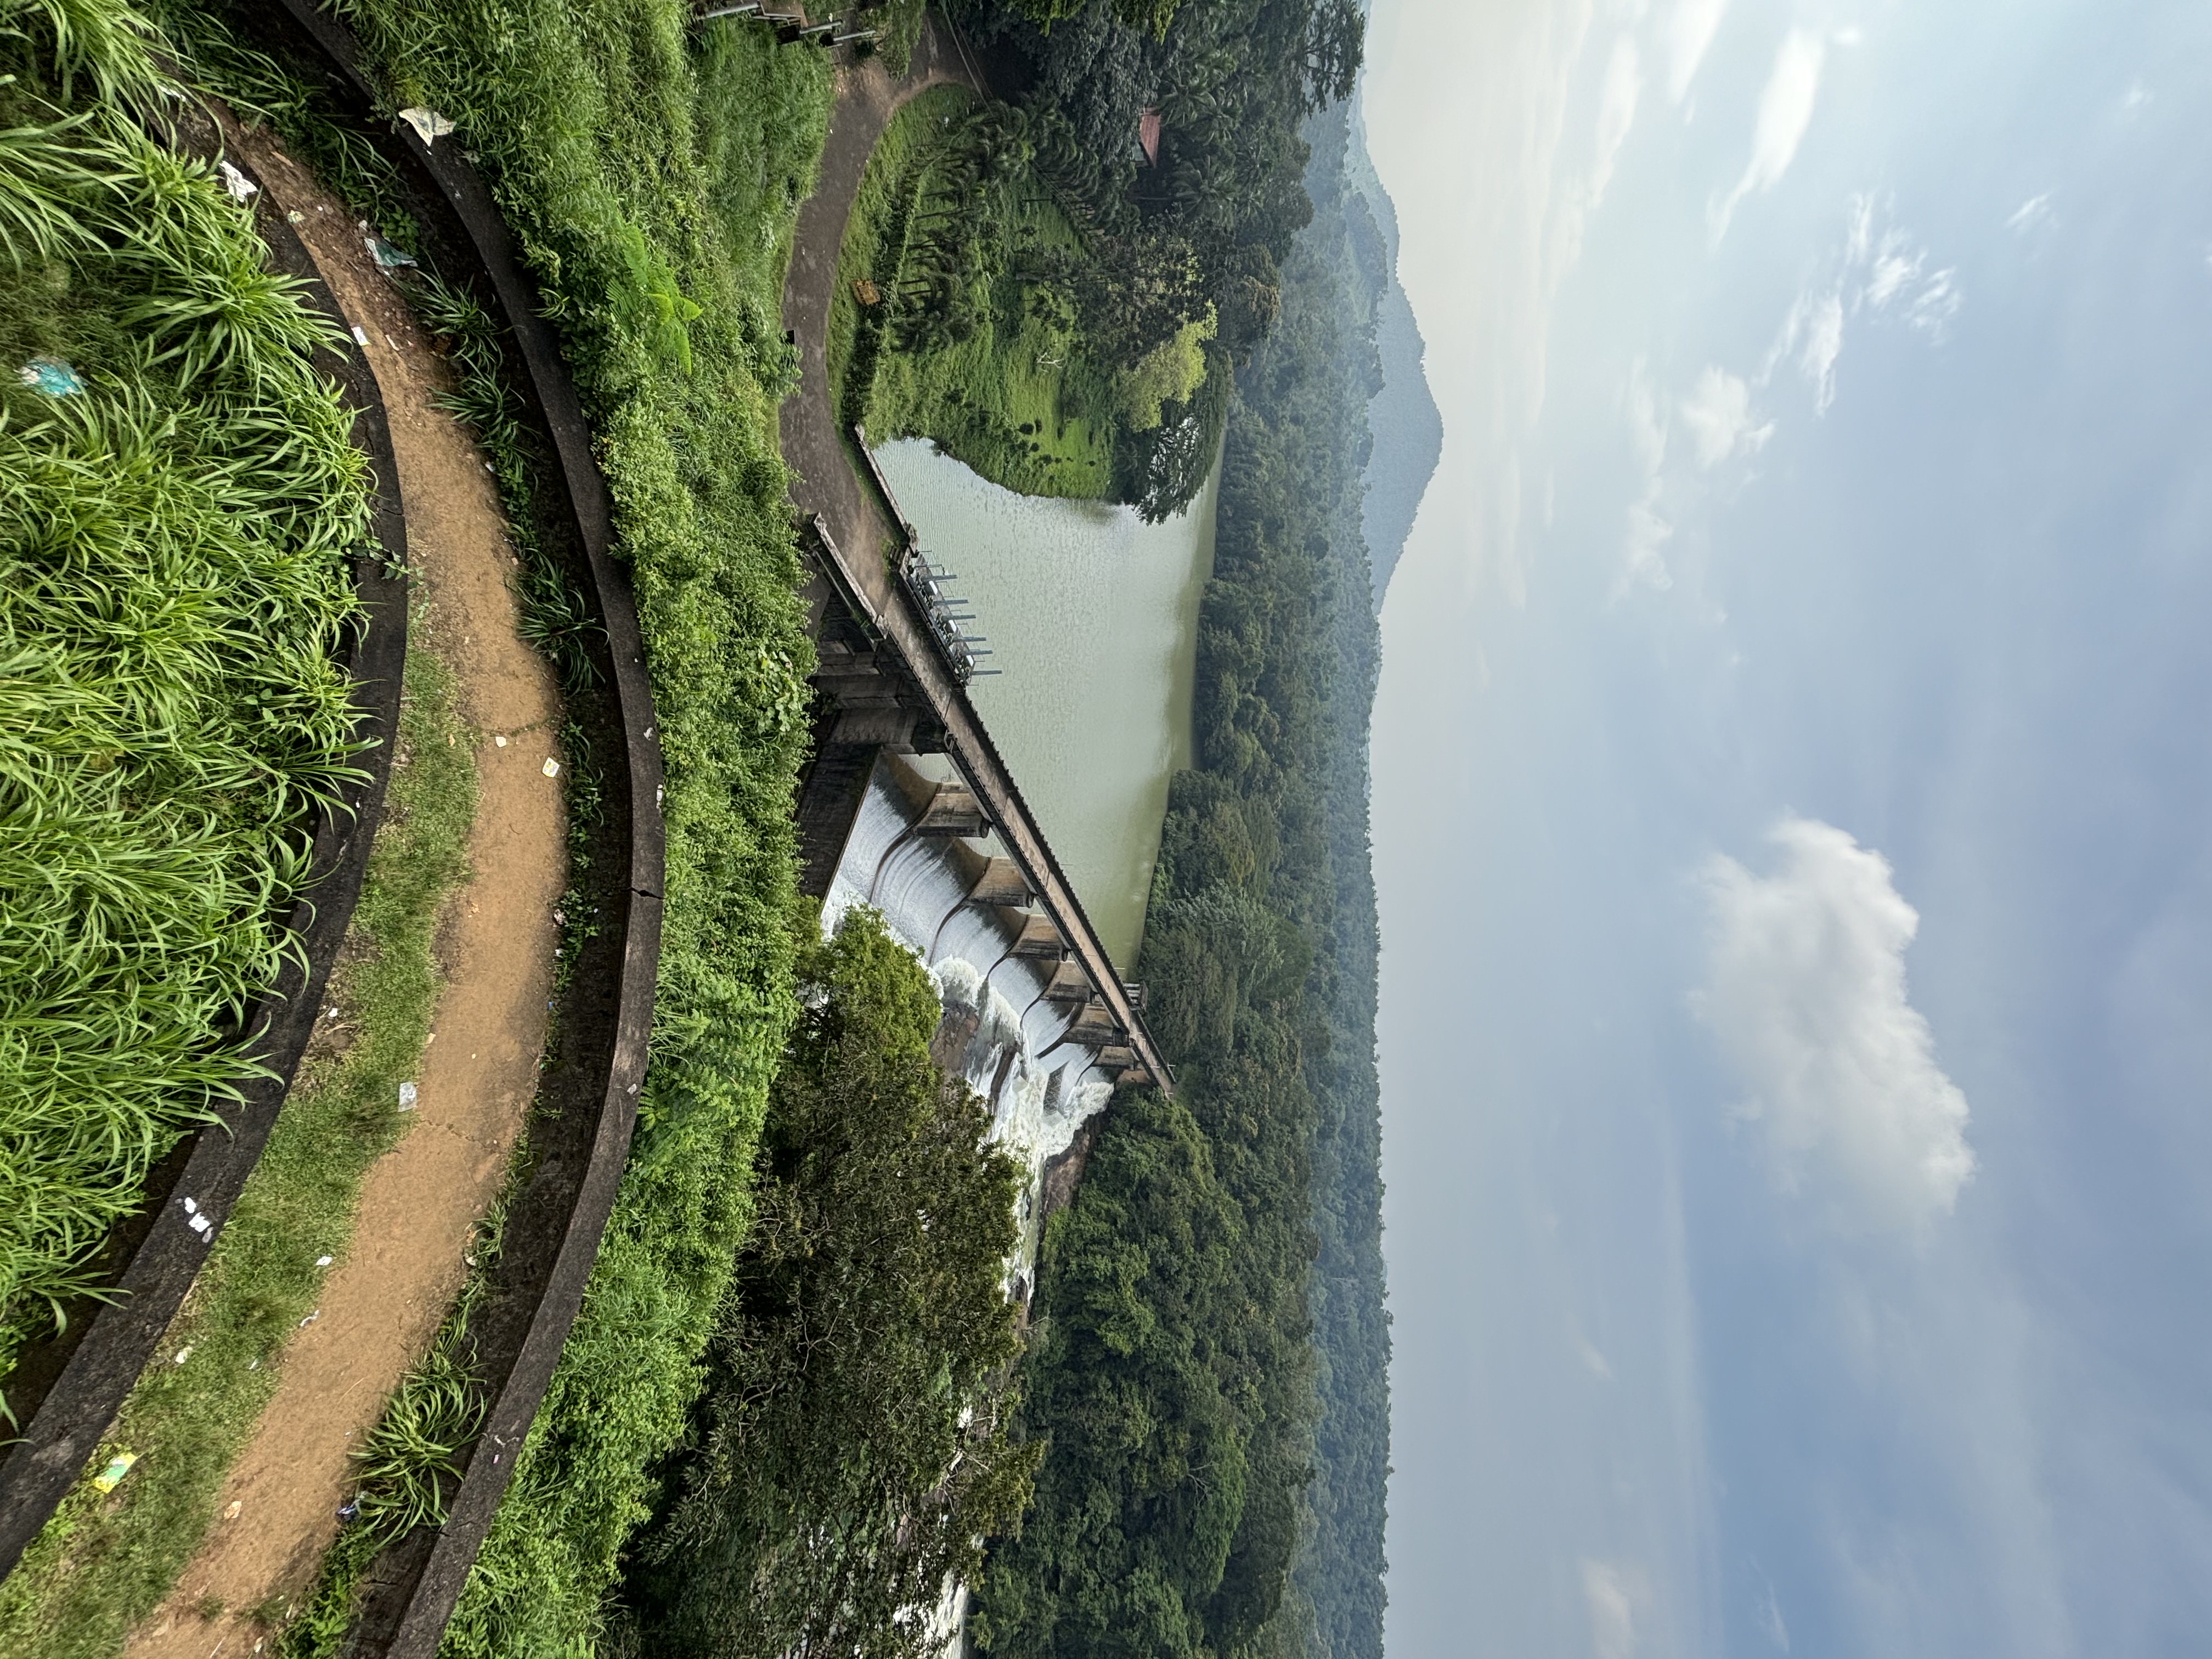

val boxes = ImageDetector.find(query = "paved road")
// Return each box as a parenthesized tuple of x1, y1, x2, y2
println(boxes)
(777, 24, 1176, 1094)
(778, 20, 974, 572)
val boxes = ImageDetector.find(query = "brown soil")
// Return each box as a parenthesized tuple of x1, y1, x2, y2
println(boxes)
(122, 129, 567, 1658)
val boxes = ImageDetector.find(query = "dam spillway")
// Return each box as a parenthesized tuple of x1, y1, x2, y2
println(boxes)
(819, 751, 1133, 1277)
(791, 476, 1176, 1268)
(792, 484, 1175, 1098)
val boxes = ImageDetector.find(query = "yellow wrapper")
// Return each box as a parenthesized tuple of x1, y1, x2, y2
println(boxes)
(91, 1451, 138, 1493)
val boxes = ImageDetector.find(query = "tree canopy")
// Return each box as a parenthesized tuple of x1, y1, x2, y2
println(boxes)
(619, 910, 1038, 1659)
(972, 91, 1390, 1659)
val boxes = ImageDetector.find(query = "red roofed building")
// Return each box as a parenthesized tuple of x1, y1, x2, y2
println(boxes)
(1136, 108, 1162, 167)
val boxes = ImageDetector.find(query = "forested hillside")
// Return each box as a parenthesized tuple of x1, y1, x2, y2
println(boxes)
(972, 86, 1390, 1659)
(1343, 101, 1441, 610)
(952, 0, 1363, 518)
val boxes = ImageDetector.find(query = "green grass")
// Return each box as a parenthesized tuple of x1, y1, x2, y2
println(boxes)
(284, 3, 837, 1649)
(0, 0, 371, 1378)
(830, 86, 1116, 500)
(0, 629, 477, 1659)
(861, 0, 926, 77)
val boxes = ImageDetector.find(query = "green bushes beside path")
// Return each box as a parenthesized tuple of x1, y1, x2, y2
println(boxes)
(0, 0, 370, 1379)
(0, 637, 476, 1659)
(289, 4, 837, 1647)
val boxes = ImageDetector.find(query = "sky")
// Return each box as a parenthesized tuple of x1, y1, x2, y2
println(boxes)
(1359, 1, 2212, 1654)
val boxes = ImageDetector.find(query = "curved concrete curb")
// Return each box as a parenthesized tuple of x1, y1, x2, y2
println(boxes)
(242, 5, 666, 1652)
(0, 132, 410, 1581)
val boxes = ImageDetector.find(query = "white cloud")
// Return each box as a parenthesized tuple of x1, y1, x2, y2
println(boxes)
(1758, 1585, 1792, 1651)
(1623, 499, 1673, 592)
(1765, 198, 1965, 412)
(2006, 191, 2053, 234)
(1864, 244, 1919, 309)
(1618, 364, 1674, 593)
(1582, 1559, 1642, 1659)
(1695, 817, 1977, 1232)
(1905, 268, 1962, 336)
(1628, 363, 1667, 478)
(1844, 192, 1874, 266)
(1854, 215, 1963, 338)
(1591, 37, 1644, 207)
(1679, 366, 1773, 466)
(1712, 31, 1826, 238)
(1786, 290, 1845, 412)
(1549, 34, 1645, 283)
(1663, 0, 1729, 104)
(1570, 1318, 1616, 1380)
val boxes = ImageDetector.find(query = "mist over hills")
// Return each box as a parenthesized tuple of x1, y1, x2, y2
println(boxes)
(1344, 99, 1441, 612)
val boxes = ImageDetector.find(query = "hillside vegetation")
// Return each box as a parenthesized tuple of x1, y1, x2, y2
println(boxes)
(833, 85, 1120, 499)
(973, 94, 1389, 1659)
(841, 0, 1361, 518)
(617, 908, 1038, 1659)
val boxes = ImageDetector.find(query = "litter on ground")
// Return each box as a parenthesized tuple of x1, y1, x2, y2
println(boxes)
(91, 1452, 138, 1494)
(18, 357, 83, 396)
(397, 107, 455, 145)
(365, 233, 417, 271)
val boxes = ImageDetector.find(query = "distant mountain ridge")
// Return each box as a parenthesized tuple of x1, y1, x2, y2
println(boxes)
(1343, 97, 1441, 611)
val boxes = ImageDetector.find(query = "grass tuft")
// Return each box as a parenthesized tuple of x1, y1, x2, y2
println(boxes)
(0, 634, 477, 1659)
(0, 0, 370, 1376)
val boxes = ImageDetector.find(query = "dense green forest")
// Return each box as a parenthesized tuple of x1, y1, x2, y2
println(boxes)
(616, 909, 1037, 1659)
(972, 94, 1389, 1659)
(902, 0, 1363, 518)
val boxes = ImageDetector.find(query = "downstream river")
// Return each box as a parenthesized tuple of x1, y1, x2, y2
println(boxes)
(871, 439, 1221, 972)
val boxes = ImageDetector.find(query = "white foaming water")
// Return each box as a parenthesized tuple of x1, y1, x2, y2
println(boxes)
(822, 757, 1122, 1227)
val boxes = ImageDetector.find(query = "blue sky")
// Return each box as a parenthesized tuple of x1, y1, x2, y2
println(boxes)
(1362, 1, 2212, 1653)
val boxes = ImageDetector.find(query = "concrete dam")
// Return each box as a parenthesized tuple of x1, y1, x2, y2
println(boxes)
(817, 751, 1142, 1277)
(789, 447, 1177, 1263)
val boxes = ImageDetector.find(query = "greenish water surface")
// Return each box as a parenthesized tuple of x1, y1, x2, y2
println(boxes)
(871, 439, 1221, 972)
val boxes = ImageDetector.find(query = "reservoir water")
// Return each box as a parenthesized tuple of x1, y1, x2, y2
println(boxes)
(871, 439, 1221, 972)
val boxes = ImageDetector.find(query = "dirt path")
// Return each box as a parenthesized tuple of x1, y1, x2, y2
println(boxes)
(123, 130, 567, 1659)
(778, 16, 978, 562)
